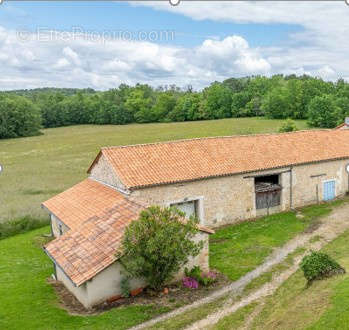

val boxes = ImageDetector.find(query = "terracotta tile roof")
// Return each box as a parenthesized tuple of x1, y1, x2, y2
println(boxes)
(43, 179, 213, 286)
(89, 129, 349, 190)
(42, 179, 132, 230)
(335, 122, 348, 129)
(43, 179, 145, 286)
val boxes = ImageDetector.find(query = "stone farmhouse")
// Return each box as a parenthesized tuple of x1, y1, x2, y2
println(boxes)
(43, 129, 349, 308)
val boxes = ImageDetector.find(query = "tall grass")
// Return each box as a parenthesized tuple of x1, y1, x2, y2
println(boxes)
(0, 216, 49, 240)
(0, 118, 308, 223)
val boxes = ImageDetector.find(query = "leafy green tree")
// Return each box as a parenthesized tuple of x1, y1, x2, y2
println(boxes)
(201, 82, 232, 119)
(335, 97, 349, 125)
(152, 92, 177, 122)
(38, 92, 66, 127)
(244, 97, 263, 117)
(119, 206, 203, 290)
(125, 88, 154, 123)
(223, 77, 248, 93)
(167, 93, 202, 121)
(231, 92, 251, 117)
(302, 78, 335, 115)
(0, 95, 41, 139)
(307, 95, 340, 128)
(286, 79, 306, 119)
(261, 87, 291, 119)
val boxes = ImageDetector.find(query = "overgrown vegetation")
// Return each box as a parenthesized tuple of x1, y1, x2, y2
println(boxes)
(0, 216, 49, 240)
(1, 74, 349, 138)
(119, 206, 203, 290)
(300, 251, 345, 285)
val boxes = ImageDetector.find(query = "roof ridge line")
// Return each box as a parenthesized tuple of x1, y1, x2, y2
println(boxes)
(101, 128, 332, 150)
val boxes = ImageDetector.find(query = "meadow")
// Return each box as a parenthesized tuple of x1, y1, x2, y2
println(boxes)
(0, 117, 307, 222)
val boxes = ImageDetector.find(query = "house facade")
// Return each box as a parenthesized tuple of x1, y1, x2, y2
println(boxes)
(43, 129, 349, 308)
(43, 179, 212, 309)
(88, 129, 349, 227)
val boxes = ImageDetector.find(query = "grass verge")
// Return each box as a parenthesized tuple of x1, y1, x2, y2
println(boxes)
(211, 302, 259, 330)
(250, 228, 349, 329)
(209, 199, 345, 282)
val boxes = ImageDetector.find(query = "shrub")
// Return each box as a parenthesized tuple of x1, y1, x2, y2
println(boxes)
(279, 119, 298, 132)
(0, 217, 49, 240)
(119, 206, 204, 290)
(120, 277, 131, 298)
(300, 251, 345, 284)
(185, 266, 217, 287)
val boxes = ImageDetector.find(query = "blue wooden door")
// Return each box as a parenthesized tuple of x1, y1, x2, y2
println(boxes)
(323, 180, 336, 201)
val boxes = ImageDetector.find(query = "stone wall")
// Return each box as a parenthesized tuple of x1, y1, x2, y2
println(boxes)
(131, 159, 349, 227)
(89, 153, 128, 192)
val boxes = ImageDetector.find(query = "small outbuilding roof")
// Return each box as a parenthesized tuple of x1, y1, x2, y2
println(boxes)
(88, 129, 349, 190)
(43, 179, 213, 286)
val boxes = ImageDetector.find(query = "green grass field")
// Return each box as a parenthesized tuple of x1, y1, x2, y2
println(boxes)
(0, 117, 308, 222)
(147, 200, 346, 330)
(249, 228, 349, 330)
(209, 201, 342, 281)
(1, 200, 338, 330)
(0, 227, 168, 330)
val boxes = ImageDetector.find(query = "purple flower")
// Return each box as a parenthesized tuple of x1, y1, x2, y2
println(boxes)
(182, 276, 199, 289)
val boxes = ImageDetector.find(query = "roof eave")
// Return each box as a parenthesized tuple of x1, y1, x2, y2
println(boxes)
(87, 150, 102, 174)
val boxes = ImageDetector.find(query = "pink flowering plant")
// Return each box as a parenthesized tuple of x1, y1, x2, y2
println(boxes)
(184, 266, 217, 288)
(182, 276, 199, 289)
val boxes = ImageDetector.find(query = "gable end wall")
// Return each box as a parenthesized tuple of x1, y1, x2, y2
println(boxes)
(89, 154, 127, 192)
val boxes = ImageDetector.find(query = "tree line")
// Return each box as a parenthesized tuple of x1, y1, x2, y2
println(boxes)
(1, 74, 349, 139)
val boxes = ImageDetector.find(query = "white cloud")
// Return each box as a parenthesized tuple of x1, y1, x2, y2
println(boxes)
(54, 58, 71, 69)
(0, 27, 272, 89)
(316, 65, 336, 80)
(0, 1, 349, 89)
(62, 47, 81, 66)
(132, 1, 349, 81)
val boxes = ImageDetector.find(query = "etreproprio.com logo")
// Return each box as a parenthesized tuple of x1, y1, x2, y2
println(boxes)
(0, 0, 347, 8)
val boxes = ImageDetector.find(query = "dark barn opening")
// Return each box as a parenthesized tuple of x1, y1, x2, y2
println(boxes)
(255, 174, 282, 210)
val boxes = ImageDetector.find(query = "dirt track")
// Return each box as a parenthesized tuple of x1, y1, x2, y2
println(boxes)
(132, 202, 349, 330)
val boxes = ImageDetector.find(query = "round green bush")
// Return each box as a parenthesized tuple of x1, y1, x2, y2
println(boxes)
(300, 251, 345, 284)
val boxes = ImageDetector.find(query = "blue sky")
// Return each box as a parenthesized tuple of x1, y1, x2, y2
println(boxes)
(0, 1, 348, 90)
(0, 2, 301, 47)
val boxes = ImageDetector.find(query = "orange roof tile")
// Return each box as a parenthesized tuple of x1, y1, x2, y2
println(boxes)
(43, 179, 213, 286)
(42, 179, 133, 230)
(335, 122, 347, 129)
(43, 179, 145, 286)
(89, 129, 349, 190)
